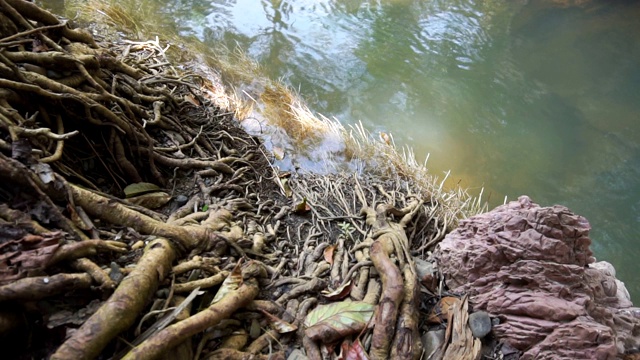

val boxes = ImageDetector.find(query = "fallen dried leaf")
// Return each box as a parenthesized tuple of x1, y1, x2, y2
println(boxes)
(321, 280, 353, 301)
(211, 260, 243, 304)
(183, 94, 200, 106)
(324, 245, 337, 265)
(281, 178, 292, 197)
(304, 301, 374, 343)
(260, 310, 297, 333)
(427, 296, 460, 324)
(126, 192, 171, 209)
(272, 147, 285, 160)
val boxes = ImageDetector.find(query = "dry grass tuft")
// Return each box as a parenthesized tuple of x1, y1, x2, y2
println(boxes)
(337, 120, 486, 228)
(260, 83, 331, 145)
(250, 81, 487, 228)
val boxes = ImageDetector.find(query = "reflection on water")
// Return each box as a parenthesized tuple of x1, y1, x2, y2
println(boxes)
(199, 0, 640, 300)
(48, 0, 640, 300)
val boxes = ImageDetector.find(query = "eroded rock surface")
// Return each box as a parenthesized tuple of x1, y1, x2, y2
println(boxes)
(434, 196, 640, 359)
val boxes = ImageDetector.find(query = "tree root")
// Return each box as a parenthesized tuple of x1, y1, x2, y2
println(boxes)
(391, 265, 423, 360)
(51, 238, 176, 360)
(369, 239, 403, 360)
(121, 278, 260, 360)
(68, 183, 208, 250)
(361, 199, 423, 360)
(47, 239, 128, 265)
(0, 273, 92, 301)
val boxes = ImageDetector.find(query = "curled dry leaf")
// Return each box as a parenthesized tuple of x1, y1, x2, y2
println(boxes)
(426, 296, 460, 324)
(183, 93, 200, 106)
(211, 260, 243, 304)
(260, 310, 297, 334)
(280, 178, 293, 197)
(321, 280, 353, 301)
(304, 301, 374, 343)
(324, 245, 337, 265)
(379, 132, 392, 146)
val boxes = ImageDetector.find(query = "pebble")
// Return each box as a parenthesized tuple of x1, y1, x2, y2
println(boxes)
(468, 311, 492, 338)
(421, 329, 445, 359)
(175, 195, 189, 206)
(109, 262, 124, 283)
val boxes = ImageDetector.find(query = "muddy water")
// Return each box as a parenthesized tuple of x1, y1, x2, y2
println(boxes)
(47, 0, 640, 301)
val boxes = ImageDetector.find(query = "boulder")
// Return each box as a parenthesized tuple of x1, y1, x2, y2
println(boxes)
(434, 196, 640, 359)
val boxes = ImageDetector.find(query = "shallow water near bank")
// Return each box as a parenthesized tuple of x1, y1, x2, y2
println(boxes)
(46, 0, 640, 301)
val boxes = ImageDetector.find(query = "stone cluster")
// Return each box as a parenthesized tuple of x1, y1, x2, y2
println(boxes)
(434, 196, 640, 359)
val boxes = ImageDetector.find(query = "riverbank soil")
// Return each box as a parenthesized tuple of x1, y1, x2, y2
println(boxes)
(0, 1, 504, 359)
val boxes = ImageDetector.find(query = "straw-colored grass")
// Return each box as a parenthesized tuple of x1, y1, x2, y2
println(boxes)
(260, 83, 331, 144)
(252, 82, 486, 228)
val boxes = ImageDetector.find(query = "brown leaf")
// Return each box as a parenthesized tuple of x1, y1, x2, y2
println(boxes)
(321, 280, 353, 301)
(260, 310, 297, 333)
(126, 192, 172, 209)
(0, 232, 63, 285)
(379, 132, 392, 146)
(442, 294, 482, 360)
(324, 245, 337, 265)
(184, 94, 201, 106)
(426, 296, 460, 324)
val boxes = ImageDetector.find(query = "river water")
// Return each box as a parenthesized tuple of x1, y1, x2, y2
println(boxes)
(53, 0, 640, 300)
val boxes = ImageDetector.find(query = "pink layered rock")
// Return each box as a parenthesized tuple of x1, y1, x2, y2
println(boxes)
(434, 196, 640, 359)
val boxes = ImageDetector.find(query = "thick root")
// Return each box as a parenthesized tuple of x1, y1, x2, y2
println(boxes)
(369, 239, 403, 360)
(121, 278, 260, 360)
(391, 265, 423, 360)
(0, 273, 92, 301)
(69, 184, 208, 250)
(51, 238, 176, 360)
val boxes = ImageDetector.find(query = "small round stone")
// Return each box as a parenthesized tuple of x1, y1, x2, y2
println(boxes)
(468, 311, 492, 338)
(175, 195, 189, 206)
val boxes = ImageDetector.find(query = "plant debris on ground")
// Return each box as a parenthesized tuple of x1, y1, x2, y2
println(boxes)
(0, 1, 503, 359)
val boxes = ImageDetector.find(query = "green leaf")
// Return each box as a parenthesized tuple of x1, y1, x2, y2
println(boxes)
(304, 301, 374, 343)
(123, 182, 162, 198)
(201, 204, 209, 212)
